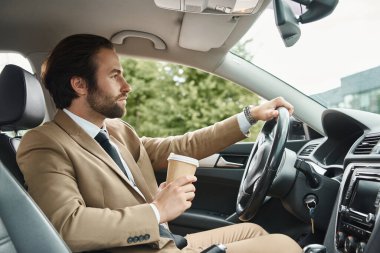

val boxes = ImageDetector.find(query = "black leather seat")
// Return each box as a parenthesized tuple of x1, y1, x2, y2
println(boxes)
(0, 64, 71, 253)
(0, 64, 46, 186)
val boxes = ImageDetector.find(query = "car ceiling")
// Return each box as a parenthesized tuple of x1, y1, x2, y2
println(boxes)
(0, 0, 328, 134)
(0, 0, 269, 72)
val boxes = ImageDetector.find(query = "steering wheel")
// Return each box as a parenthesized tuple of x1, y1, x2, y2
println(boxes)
(236, 107, 290, 221)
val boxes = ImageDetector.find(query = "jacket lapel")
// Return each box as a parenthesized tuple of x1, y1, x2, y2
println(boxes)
(53, 110, 146, 200)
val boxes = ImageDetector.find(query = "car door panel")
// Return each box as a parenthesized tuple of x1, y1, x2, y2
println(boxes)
(156, 141, 308, 237)
(155, 143, 252, 234)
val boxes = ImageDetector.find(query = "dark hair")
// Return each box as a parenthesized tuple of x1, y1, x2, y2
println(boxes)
(41, 34, 114, 109)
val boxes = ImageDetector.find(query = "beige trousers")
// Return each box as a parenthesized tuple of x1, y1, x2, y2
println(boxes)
(185, 223, 302, 253)
(112, 223, 303, 253)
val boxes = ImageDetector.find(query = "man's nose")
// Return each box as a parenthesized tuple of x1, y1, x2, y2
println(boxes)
(121, 78, 132, 93)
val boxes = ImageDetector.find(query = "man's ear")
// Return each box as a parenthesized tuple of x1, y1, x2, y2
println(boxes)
(70, 76, 88, 96)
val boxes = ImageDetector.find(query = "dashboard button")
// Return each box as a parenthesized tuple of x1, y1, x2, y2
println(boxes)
(336, 231, 346, 249)
(344, 235, 357, 253)
(357, 241, 366, 253)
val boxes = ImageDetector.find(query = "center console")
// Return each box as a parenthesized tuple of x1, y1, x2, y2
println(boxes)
(335, 165, 380, 253)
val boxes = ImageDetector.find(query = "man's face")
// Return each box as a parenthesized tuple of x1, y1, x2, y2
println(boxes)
(87, 48, 131, 119)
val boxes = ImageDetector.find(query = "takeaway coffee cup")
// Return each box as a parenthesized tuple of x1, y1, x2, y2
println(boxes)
(166, 153, 199, 183)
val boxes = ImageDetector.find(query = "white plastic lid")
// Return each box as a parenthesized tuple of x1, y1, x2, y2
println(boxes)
(167, 153, 199, 167)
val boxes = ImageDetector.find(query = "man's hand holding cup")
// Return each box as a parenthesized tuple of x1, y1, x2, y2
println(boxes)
(152, 153, 199, 223)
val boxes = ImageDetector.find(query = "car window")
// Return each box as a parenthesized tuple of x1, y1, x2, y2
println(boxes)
(232, 0, 380, 114)
(120, 56, 263, 141)
(0, 52, 34, 73)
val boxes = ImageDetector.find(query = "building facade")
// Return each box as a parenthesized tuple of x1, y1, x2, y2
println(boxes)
(312, 66, 380, 113)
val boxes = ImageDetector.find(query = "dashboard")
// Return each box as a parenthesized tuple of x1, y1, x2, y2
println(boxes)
(293, 109, 380, 253)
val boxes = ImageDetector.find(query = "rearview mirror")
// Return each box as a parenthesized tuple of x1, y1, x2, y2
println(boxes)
(274, 0, 338, 47)
(294, 0, 339, 24)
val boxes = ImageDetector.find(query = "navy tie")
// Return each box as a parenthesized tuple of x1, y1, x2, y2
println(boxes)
(96, 131, 187, 249)
(95, 130, 131, 180)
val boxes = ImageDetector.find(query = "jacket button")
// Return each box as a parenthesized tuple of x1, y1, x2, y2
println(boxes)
(139, 235, 145, 241)
(144, 234, 150, 240)
(127, 237, 133, 244)
(133, 236, 139, 242)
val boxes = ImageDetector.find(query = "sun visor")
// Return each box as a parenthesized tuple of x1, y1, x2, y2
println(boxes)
(179, 14, 238, 52)
(178, 0, 265, 52)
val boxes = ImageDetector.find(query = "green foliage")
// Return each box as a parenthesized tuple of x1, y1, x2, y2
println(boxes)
(230, 38, 254, 62)
(121, 58, 263, 141)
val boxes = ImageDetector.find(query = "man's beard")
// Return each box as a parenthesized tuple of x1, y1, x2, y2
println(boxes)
(87, 86, 126, 119)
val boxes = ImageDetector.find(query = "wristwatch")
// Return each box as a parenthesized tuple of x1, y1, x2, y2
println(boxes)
(243, 105, 257, 125)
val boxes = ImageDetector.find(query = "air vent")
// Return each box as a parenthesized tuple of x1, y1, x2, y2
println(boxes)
(354, 134, 380, 154)
(299, 143, 318, 156)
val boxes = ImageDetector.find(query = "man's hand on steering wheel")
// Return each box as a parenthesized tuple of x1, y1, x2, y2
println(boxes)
(250, 97, 294, 122)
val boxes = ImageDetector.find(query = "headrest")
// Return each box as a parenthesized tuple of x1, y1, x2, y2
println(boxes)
(0, 64, 45, 131)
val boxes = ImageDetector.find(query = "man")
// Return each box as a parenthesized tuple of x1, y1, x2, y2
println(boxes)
(17, 34, 301, 253)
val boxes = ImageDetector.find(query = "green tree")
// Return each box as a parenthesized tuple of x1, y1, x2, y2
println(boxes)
(231, 38, 254, 62)
(121, 58, 263, 141)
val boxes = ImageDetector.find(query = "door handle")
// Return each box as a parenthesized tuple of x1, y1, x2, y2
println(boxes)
(216, 157, 244, 168)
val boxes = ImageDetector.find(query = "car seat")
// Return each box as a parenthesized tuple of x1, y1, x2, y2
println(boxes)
(0, 64, 71, 253)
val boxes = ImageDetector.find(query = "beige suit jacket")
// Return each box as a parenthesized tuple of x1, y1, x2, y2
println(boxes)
(16, 110, 246, 252)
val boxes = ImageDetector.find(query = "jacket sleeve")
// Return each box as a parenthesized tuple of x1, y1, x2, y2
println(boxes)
(141, 115, 247, 170)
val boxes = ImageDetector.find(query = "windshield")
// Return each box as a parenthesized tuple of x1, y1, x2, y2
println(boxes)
(232, 0, 380, 114)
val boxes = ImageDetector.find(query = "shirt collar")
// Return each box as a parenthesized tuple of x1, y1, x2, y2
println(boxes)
(63, 108, 105, 139)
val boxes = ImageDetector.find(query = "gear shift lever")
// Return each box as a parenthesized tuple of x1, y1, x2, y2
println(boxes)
(303, 244, 327, 253)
